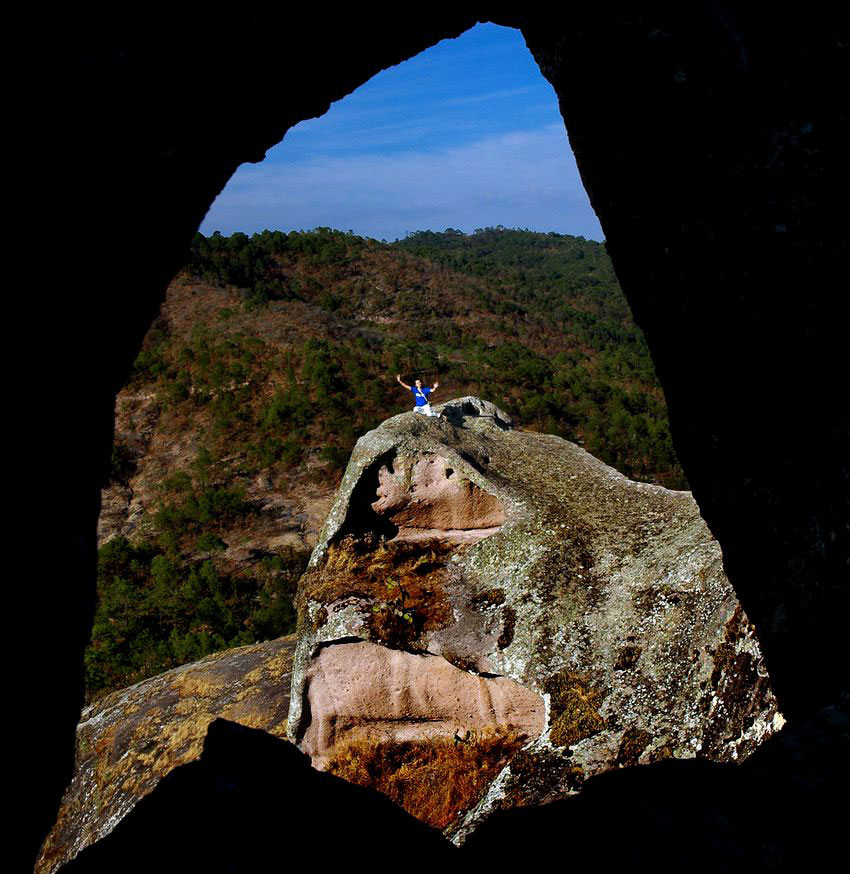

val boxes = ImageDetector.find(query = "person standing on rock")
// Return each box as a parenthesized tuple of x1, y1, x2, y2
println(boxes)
(396, 374, 439, 416)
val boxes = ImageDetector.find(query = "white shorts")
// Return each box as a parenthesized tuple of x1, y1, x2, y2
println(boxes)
(414, 404, 433, 416)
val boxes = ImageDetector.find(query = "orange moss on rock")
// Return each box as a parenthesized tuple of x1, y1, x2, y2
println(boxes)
(298, 535, 454, 647)
(325, 729, 524, 830)
(615, 727, 652, 766)
(546, 670, 607, 748)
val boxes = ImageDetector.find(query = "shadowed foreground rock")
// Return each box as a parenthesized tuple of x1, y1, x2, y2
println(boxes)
(38, 636, 296, 873)
(288, 398, 782, 836)
(59, 704, 847, 873)
(463, 700, 848, 873)
(61, 719, 456, 872)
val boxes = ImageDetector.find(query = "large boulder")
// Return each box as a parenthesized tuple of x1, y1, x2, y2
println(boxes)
(287, 398, 782, 838)
(39, 397, 785, 867)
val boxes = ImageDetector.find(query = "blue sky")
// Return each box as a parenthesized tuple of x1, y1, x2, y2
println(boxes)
(200, 23, 603, 242)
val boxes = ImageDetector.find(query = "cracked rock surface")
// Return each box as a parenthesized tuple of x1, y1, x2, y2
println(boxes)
(288, 397, 782, 838)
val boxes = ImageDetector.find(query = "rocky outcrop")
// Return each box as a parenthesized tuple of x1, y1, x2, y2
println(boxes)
(40, 397, 784, 867)
(288, 398, 782, 838)
(36, 636, 296, 874)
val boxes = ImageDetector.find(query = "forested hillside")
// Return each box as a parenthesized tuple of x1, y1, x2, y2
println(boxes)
(87, 228, 685, 700)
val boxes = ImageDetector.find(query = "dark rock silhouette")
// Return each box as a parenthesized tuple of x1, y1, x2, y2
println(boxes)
(60, 703, 846, 872)
(463, 700, 848, 872)
(62, 719, 456, 872)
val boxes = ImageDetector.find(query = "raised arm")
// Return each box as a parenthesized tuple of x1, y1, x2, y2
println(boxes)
(431, 380, 439, 392)
(396, 374, 411, 390)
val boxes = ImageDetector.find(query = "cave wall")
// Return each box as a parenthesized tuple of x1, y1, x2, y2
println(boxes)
(19, 3, 847, 867)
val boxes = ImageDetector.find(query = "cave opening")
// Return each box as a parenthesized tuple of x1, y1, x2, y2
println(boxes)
(202, 23, 603, 243)
(43, 17, 768, 872)
(25, 9, 848, 871)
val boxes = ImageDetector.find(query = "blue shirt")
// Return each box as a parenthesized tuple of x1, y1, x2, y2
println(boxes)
(411, 386, 431, 406)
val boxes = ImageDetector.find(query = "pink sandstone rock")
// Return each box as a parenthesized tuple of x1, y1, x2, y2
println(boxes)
(300, 640, 545, 768)
(373, 454, 505, 536)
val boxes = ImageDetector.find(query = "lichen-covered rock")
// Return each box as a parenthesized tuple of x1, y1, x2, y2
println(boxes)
(287, 397, 783, 839)
(36, 635, 296, 874)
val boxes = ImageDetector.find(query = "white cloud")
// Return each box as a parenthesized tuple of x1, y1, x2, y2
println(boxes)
(200, 124, 603, 242)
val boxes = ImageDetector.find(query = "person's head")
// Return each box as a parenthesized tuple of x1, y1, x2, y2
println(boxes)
(414, 379, 423, 388)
